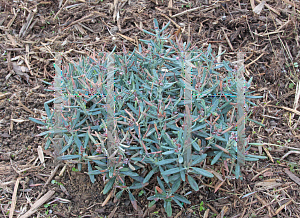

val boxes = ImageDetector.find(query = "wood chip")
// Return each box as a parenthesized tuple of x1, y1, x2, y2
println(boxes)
(216, 205, 228, 218)
(12, 63, 30, 82)
(6, 33, 17, 47)
(264, 3, 281, 15)
(7, 9, 18, 28)
(274, 199, 292, 215)
(174, 210, 183, 218)
(206, 203, 218, 215)
(19, 11, 35, 38)
(53, 0, 69, 21)
(20, 190, 55, 218)
(282, 0, 300, 9)
(203, 209, 210, 218)
(255, 194, 275, 216)
(245, 53, 264, 68)
(0, 92, 11, 100)
(44, 164, 62, 188)
(9, 177, 20, 218)
(214, 180, 225, 193)
(102, 189, 113, 207)
(107, 206, 118, 218)
(172, 4, 219, 18)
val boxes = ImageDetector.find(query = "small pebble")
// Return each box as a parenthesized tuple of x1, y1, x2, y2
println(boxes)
(54, 176, 60, 181)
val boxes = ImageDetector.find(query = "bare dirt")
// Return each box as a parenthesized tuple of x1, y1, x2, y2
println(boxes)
(1, 0, 300, 217)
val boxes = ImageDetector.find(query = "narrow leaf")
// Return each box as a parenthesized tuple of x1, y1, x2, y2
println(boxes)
(103, 176, 116, 194)
(188, 175, 199, 191)
(191, 167, 214, 178)
(161, 168, 181, 176)
(156, 159, 177, 166)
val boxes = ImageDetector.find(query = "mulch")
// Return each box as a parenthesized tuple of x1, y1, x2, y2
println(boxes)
(1, 0, 300, 217)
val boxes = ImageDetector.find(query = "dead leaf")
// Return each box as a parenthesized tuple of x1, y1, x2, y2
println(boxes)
(12, 63, 29, 73)
(263, 171, 273, 177)
(255, 181, 282, 190)
(250, 0, 256, 10)
(37, 146, 45, 166)
(0, 133, 10, 137)
(11, 118, 28, 123)
(12, 63, 29, 82)
(253, 1, 266, 14)
(284, 168, 300, 186)
(155, 186, 163, 194)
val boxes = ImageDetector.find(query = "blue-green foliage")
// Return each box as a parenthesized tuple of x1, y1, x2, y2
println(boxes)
(31, 19, 265, 216)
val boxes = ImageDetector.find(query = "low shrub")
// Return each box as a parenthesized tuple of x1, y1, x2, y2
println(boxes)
(30, 19, 266, 216)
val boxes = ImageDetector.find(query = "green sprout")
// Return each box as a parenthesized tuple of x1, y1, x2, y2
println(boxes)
(199, 201, 205, 212)
(72, 167, 79, 172)
(138, 190, 144, 196)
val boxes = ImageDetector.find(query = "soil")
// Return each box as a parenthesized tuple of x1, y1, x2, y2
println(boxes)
(1, 0, 300, 217)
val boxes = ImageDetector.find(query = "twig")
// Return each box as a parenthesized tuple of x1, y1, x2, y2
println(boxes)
(251, 168, 271, 181)
(18, 101, 35, 115)
(268, 105, 300, 116)
(172, 6, 203, 17)
(160, 13, 180, 29)
(44, 164, 62, 188)
(19, 11, 35, 38)
(245, 53, 265, 68)
(281, 151, 300, 161)
(292, 81, 300, 119)
(116, 33, 136, 44)
(63, 12, 98, 31)
(53, 0, 69, 21)
(172, 4, 219, 18)
(249, 142, 300, 151)
(253, 30, 284, 37)
(7, 8, 17, 28)
(222, 27, 234, 51)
